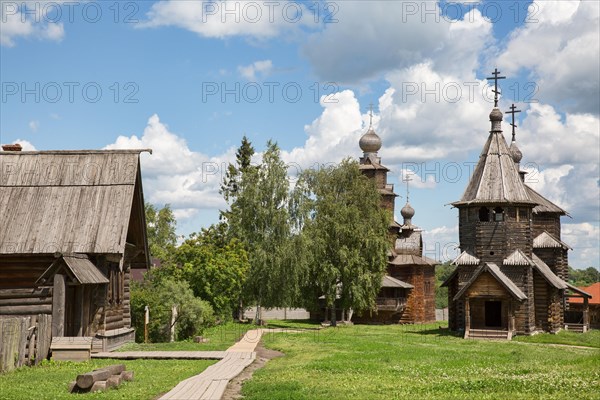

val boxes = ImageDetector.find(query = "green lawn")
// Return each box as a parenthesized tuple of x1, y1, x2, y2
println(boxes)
(513, 329, 600, 348)
(0, 358, 215, 400)
(242, 323, 600, 400)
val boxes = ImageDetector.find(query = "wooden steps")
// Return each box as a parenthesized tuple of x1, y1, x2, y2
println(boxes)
(466, 329, 511, 340)
(51, 337, 93, 361)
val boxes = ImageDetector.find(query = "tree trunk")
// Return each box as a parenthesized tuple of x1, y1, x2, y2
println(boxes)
(347, 308, 354, 322)
(330, 304, 337, 327)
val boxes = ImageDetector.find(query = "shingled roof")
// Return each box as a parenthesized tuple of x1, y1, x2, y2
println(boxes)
(453, 128, 535, 206)
(525, 185, 569, 215)
(0, 150, 151, 263)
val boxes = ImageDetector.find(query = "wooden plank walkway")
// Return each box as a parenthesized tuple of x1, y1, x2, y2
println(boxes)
(158, 329, 265, 400)
(91, 351, 227, 360)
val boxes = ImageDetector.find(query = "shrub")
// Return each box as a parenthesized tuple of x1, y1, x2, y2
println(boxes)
(131, 275, 214, 342)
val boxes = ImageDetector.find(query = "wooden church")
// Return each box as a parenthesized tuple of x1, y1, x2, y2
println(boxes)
(0, 145, 151, 354)
(354, 117, 437, 323)
(441, 71, 592, 339)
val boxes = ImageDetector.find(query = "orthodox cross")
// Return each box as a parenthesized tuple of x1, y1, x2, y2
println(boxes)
(403, 173, 413, 203)
(368, 103, 374, 128)
(505, 103, 521, 142)
(486, 68, 506, 108)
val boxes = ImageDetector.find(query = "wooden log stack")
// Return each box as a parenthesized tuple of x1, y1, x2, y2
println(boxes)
(69, 364, 134, 393)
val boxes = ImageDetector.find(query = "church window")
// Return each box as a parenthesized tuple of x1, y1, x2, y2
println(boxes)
(494, 207, 504, 222)
(478, 207, 489, 222)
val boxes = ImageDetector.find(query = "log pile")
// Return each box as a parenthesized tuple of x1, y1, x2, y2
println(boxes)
(69, 364, 134, 393)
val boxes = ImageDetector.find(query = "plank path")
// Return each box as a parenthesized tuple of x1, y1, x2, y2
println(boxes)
(159, 329, 266, 400)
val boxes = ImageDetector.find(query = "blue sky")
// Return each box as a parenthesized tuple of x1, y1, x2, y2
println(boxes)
(1, 1, 599, 268)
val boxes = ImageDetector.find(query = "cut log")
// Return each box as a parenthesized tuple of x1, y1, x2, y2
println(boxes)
(76, 364, 126, 389)
(120, 370, 134, 381)
(90, 381, 107, 392)
(106, 375, 122, 388)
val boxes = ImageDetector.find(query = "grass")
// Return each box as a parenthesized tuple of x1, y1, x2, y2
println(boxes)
(513, 329, 600, 348)
(242, 323, 600, 400)
(118, 321, 257, 351)
(0, 358, 215, 400)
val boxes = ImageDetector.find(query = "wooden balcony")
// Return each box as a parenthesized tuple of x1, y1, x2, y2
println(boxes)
(376, 297, 407, 312)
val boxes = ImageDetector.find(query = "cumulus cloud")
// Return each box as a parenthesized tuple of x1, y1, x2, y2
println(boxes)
(498, 0, 600, 114)
(0, 3, 64, 47)
(238, 60, 273, 81)
(563, 223, 600, 269)
(303, 4, 493, 83)
(140, 0, 314, 40)
(104, 114, 237, 221)
(11, 139, 37, 151)
(422, 225, 460, 263)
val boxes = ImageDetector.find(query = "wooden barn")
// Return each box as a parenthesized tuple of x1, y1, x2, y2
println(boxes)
(0, 145, 151, 356)
(441, 73, 591, 339)
(354, 119, 437, 324)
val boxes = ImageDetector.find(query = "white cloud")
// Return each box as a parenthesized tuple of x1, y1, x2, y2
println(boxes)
(0, 3, 64, 47)
(3, 139, 37, 151)
(104, 114, 237, 220)
(519, 103, 599, 166)
(140, 0, 313, 40)
(497, 0, 600, 114)
(238, 60, 273, 81)
(303, 4, 493, 83)
(28, 120, 39, 132)
(375, 62, 493, 163)
(562, 223, 600, 269)
(422, 225, 460, 263)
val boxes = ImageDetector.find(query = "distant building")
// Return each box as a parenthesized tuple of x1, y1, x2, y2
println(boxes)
(0, 145, 151, 353)
(442, 74, 591, 338)
(354, 119, 437, 323)
(568, 282, 599, 330)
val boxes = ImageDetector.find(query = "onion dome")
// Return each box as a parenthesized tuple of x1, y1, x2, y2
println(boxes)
(509, 141, 523, 163)
(401, 202, 415, 228)
(489, 108, 503, 122)
(359, 127, 382, 154)
(401, 202, 415, 219)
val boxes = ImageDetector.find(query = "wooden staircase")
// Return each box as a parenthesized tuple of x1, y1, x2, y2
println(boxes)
(466, 329, 511, 340)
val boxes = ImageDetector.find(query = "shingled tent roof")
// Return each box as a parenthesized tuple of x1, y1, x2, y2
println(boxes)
(525, 185, 569, 215)
(0, 149, 151, 267)
(452, 128, 535, 206)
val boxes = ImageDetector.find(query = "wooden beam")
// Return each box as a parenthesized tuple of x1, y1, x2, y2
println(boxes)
(74, 286, 84, 336)
(51, 274, 66, 337)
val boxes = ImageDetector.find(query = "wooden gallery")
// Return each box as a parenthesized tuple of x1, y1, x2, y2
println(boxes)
(0, 146, 151, 359)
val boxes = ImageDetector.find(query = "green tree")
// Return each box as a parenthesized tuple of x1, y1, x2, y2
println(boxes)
(174, 223, 250, 320)
(294, 159, 390, 324)
(130, 276, 214, 342)
(145, 203, 177, 262)
(569, 266, 600, 287)
(435, 262, 454, 309)
(224, 140, 300, 321)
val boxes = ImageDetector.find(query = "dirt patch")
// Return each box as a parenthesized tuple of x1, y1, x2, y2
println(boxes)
(221, 341, 284, 400)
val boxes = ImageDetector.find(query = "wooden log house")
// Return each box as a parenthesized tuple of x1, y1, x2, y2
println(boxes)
(0, 146, 151, 355)
(441, 72, 592, 338)
(354, 117, 437, 323)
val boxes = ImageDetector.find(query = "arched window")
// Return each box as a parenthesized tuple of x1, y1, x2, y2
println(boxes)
(494, 207, 504, 222)
(479, 207, 489, 222)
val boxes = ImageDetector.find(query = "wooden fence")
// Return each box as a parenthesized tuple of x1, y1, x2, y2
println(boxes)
(0, 314, 52, 373)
